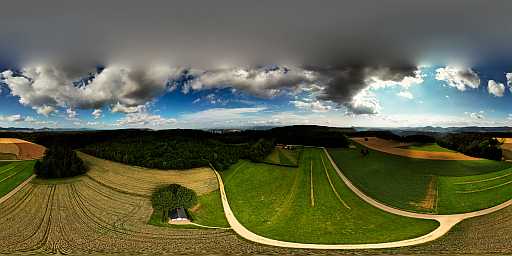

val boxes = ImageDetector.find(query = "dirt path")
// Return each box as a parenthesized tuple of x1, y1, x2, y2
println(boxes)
(352, 137, 480, 160)
(211, 149, 512, 249)
(0, 174, 35, 204)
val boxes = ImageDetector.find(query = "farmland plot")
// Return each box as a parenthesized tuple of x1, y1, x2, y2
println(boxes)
(0, 177, 235, 254)
(79, 152, 218, 196)
(1, 175, 373, 255)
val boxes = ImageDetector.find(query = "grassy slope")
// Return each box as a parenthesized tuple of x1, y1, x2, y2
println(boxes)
(189, 190, 229, 227)
(402, 143, 455, 153)
(0, 161, 14, 167)
(222, 148, 438, 244)
(328, 145, 512, 214)
(0, 161, 35, 197)
(438, 166, 512, 214)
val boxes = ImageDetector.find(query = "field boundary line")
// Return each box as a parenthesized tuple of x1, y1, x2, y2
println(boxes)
(320, 155, 350, 209)
(456, 180, 512, 194)
(0, 174, 35, 204)
(454, 171, 512, 185)
(310, 160, 315, 207)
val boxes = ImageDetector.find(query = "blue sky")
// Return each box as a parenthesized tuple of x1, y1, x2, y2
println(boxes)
(0, 64, 511, 129)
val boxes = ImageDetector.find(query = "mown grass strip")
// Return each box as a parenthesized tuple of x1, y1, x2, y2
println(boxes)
(309, 160, 315, 207)
(454, 171, 512, 185)
(320, 155, 350, 209)
(456, 180, 512, 194)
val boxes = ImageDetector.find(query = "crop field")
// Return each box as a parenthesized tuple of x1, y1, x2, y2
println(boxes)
(0, 161, 35, 198)
(328, 145, 512, 214)
(263, 147, 300, 166)
(400, 143, 455, 153)
(352, 137, 478, 160)
(79, 152, 218, 197)
(0, 176, 239, 255)
(0, 152, 17, 160)
(0, 138, 46, 160)
(222, 147, 438, 244)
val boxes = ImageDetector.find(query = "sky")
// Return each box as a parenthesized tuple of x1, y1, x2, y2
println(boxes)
(1, 0, 512, 129)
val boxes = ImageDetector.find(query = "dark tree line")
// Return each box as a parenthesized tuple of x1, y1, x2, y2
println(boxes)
(81, 136, 274, 171)
(35, 145, 88, 178)
(4, 126, 353, 172)
(437, 134, 503, 160)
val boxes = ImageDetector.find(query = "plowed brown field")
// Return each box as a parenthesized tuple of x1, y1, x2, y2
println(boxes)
(0, 138, 46, 160)
(352, 137, 479, 160)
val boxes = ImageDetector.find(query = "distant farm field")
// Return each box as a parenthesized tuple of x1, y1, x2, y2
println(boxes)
(328, 145, 512, 214)
(0, 153, 17, 160)
(0, 138, 46, 160)
(353, 137, 478, 160)
(0, 161, 35, 198)
(400, 143, 455, 153)
(263, 147, 300, 166)
(222, 148, 438, 244)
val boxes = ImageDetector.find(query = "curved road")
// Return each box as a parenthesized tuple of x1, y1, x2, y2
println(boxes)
(212, 148, 512, 249)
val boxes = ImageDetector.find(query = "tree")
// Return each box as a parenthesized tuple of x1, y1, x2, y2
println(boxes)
(35, 145, 87, 179)
(151, 184, 198, 222)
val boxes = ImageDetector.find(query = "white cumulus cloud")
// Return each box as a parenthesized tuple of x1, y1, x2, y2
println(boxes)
(435, 66, 480, 91)
(116, 112, 176, 127)
(0, 64, 182, 115)
(487, 80, 505, 97)
(92, 109, 103, 119)
(291, 100, 332, 112)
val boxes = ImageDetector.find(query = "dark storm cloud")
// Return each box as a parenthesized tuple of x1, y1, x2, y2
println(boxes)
(3, 0, 512, 67)
(1, 0, 511, 113)
(313, 65, 417, 112)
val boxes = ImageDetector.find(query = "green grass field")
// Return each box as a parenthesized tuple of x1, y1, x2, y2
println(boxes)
(263, 148, 300, 166)
(401, 143, 455, 153)
(189, 190, 229, 227)
(0, 161, 15, 167)
(328, 145, 512, 214)
(0, 161, 35, 198)
(222, 148, 438, 244)
(149, 190, 229, 228)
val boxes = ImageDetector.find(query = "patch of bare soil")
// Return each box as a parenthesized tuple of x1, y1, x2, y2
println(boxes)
(419, 176, 437, 213)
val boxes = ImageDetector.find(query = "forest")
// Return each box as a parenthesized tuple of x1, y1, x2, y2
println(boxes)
(437, 133, 503, 160)
(4, 125, 352, 171)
